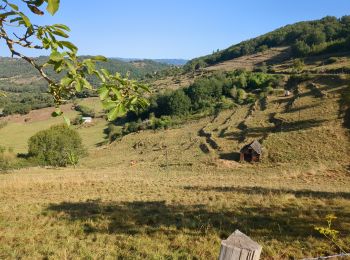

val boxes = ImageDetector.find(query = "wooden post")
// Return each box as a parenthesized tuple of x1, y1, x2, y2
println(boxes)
(218, 230, 262, 260)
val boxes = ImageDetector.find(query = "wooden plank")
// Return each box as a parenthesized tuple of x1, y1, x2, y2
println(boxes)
(218, 230, 262, 260)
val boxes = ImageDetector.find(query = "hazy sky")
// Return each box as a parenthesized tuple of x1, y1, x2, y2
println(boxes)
(0, 0, 349, 59)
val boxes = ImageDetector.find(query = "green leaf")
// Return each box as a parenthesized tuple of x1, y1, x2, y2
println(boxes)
(27, 4, 44, 15)
(32, 0, 45, 7)
(49, 51, 63, 62)
(51, 28, 69, 38)
(101, 100, 117, 110)
(9, 17, 22, 23)
(107, 104, 126, 121)
(111, 87, 122, 99)
(8, 3, 19, 11)
(53, 59, 63, 72)
(0, 12, 16, 19)
(94, 71, 105, 83)
(18, 12, 31, 27)
(46, 0, 60, 15)
(74, 79, 82, 92)
(82, 59, 95, 74)
(60, 76, 73, 86)
(81, 78, 92, 90)
(100, 69, 110, 78)
(97, 86, 109, 100)
(51, 108, 62, 117)
(130, 97, 138, 105)
(53, 24, 70, 31)
(60, 41, 77, 51)
(63, 116, 71, 126)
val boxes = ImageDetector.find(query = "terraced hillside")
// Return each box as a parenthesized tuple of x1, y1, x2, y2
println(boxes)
(86, 74, 349, 170)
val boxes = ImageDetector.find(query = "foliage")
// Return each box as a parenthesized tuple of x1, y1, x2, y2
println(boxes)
(165, 89, 192, 116)
(28, 124, 86, 167)
(111, 71, 283, 139)
(315, 214, 347, 254)
(74, 104, 95, 118)
(0, 0, 149, 121)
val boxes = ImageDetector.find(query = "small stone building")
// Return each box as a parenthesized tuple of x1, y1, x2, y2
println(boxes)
(240, 140, 262, 162)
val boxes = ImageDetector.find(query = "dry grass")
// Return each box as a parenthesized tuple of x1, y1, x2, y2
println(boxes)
(205, 47, 290, 72)
(0, 165, 349, 259)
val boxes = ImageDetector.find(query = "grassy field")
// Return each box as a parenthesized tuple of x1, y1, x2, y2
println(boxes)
(0, 75, 350, 259)
(0, 98, 108, 153)
(0, 164, 349, 259)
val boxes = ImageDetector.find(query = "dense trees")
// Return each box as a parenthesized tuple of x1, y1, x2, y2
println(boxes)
(0, 93, 54, 116)
(165, 90, 192, 116)
(107, 71, 284, 139)
(185, 16, 350, 70)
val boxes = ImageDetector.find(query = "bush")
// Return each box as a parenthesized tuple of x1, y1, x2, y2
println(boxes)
(105, 124, 123, 142)
(167, 89, 191, 116)
(28, 125, 86, 167)
(72, 115, 83, 125)
(74, 105, 96, 118)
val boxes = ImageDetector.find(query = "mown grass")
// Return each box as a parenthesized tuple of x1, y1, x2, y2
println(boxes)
(0, 166, 349, 259)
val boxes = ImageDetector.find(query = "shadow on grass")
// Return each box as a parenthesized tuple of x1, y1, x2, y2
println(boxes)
(219, 152, 241, 161)
(338, 85, 350, 129)
(183, 185, 350, 200)
(46, 196, 350, 241)
(226, 118, 327, 142)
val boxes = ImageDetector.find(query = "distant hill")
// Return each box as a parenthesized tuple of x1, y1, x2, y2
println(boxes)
(186, 15, 350, 70)
(116, 58, 188, 66)
(0, 56, 170, 80)
(0, 56, 171, 115)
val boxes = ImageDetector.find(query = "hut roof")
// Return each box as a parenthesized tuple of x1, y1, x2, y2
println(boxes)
(240, 140, 262, 154)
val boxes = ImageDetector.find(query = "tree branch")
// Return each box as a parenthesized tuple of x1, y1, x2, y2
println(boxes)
(0, 28, 56, 86)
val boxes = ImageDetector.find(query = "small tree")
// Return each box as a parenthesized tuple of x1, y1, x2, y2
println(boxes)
(28, 124, 86, 167)
(293, 58, 305, 73)
(167, 89, 191, 116)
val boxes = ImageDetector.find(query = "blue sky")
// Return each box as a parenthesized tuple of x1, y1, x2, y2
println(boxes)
(1, 0, 349, 59)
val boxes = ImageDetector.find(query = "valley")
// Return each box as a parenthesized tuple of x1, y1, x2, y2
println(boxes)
(0, 12, 350, 260)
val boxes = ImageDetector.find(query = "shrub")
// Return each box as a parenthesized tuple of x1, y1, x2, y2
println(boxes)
(167, 89, 191, 116)
(72, 115, 83, 125)
(28, 125, 86, 167)
(105, 124, 123, 142)
(74, 105, 96, 118)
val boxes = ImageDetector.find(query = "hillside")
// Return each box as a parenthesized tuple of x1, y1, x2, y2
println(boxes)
(0, 72, 349, 259)
(117, 58, 188, 66)
(186, 16, 350, 70)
